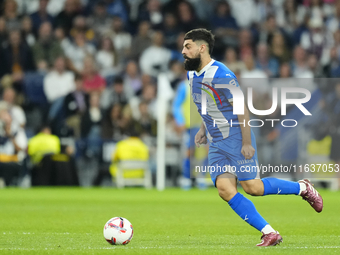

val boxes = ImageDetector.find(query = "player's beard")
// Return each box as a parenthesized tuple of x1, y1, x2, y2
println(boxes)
(184, 54, 201, 71)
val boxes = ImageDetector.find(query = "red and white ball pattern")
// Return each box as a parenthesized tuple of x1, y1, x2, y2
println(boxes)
(103, 217, 133, 245)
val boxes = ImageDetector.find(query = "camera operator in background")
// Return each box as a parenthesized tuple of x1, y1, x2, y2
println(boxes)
(0, 102, 27, 186)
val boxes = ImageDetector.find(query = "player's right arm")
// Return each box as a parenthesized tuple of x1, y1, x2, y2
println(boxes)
(195, 122, 207, 147)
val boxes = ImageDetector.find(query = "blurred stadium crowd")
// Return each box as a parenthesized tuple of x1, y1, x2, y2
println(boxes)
(0, 0, 340, 187)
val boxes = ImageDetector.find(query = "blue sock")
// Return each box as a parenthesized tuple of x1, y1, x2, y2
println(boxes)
(262, 178, 300, 195)
(228, 193, 268, 232)
(183, 157, 190, 179)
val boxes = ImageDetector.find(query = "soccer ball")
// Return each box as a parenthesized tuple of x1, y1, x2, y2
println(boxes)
(103, 217, 134, 245)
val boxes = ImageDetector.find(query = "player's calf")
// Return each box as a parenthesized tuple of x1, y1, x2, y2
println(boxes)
(240, 179, 264, 196)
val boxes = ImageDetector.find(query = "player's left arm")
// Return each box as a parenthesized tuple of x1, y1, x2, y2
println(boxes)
(231, 102, 255, 160)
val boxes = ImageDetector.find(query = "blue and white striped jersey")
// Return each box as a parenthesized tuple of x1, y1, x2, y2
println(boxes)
(187, 59, 242, 142)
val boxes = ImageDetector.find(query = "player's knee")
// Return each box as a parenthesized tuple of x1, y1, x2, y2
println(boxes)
(218, 187, 237, 202)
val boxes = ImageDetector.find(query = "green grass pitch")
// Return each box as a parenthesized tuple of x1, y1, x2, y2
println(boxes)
(0, 187, 339, 254)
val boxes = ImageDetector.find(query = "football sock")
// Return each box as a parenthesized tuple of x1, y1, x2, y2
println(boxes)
(262, 178, 300, 195)
(228, 193, 268, 232)
(261, 224, 276, 235)
(298, 182, 307, 195)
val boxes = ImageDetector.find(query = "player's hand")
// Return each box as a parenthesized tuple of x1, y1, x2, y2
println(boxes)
(241, 144, 255, 160)
(195, 128, 207, 147)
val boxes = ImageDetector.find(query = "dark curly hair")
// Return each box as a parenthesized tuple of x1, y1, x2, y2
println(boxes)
(184, 28, 215, 55)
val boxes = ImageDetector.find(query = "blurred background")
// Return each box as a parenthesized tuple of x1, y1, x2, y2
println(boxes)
(0, 0, 339, 190)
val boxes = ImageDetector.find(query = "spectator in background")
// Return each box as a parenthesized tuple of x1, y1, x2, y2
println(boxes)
(27, 125, 60, 165)
(55, 0, 81, 36)
(141, 73, 155, 90)
(138, 74, 154, 95)
(333, 30, 340, 58)
(0, 103, 27, 186)
(44, 0, 67, 17)
(279, 62, 292, 78)
(87, 1, 112, 37)
(129, 83, 157, 120)
(30, 0, 54, 36)
(276, 0, 303, 35)
(135, 100, 157, 138)
(124, 60, 142, 96)
(43, 56, 75, 104)
(81, 92, 103, 157)
(21, 16, 36, 47)
(238, 29, 254, 61)
(64, 29, 96, 73)
(109, 16, 132, 64)
(270, 32, 291, 64)
(82, 56, 106, 94)
(255, 43, 279, 77)
(2, 87, 26, 128)
(177, 1, 199, 32)
(210, 1, 238, 50)
(270, 63, 295, 98)
(101, 103, 127, 141)
(300, 17, 333, 64)
(292, 12, 310, 46)
(190, 0, 217, 22)
(54, 26, 70, 52)
(167, 60, 185, 89)
(324, 47, 340, 77)
(162, 13, 179, 50)
(290, 45, 313, 77)
(139, 30, 171, 77)
(327, 0, 340, 33)
(11, 0, 63, 16)
(130, 21, 152, 60)
(138, 0, 163, 29)
(222, 47, 245, 73)
(0, 17, 8, 47)
(0, 30, 35, 77)
(241, 53, 268, 80)
(101, 76, 130, 110)
(63, 74, 88, 138)
(69, 15, 95, 44)
(170, 32, 185, 62)
(321, 83, 340, 166)
(259, 14, 287, 47)
(106, 0, 129, 24)
(302, 0, 332, 21)
(3, 0, 21, 30)
(240, 53, 269, 108)
(308, 53, 324, 77)
(109, 123, 149, 180)
(227, 0, 257, 29)
(32, 22, 63, 70)
(95, 36, 118, 78)
(256, 0, 276, 24)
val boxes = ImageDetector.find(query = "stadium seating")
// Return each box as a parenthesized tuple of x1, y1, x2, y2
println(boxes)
(116, 160, 151, 189)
